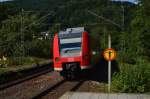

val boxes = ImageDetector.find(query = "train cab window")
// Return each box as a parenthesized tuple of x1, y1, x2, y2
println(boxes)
(60, 42, 81, 49)
(58, 32, 82, 57)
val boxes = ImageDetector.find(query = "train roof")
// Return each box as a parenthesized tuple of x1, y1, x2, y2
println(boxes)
(59, 27, 85, 34)
(58, 27, 85, 39)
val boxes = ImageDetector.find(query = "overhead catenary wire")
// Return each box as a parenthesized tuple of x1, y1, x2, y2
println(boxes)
(20, 9, 25, 57)
(120, 0, 126, 62)
(87, 10, 122, 29)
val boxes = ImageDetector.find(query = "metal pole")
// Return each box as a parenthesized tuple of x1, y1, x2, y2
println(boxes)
(108, 33, 111, 92)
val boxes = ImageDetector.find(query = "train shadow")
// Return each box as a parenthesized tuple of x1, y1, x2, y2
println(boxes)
(87, 56, 119, 83)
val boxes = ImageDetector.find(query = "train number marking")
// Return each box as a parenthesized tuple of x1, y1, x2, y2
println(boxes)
(68, 58, 75, 62)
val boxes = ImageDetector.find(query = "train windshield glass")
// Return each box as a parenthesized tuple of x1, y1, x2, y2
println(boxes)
(60, 42, 81, 49)
(59, 33, 82, 57)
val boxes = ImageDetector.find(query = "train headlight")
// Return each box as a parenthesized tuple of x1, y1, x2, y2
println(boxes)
(80, 52, 82, 56)
(55, 57, 60, 62)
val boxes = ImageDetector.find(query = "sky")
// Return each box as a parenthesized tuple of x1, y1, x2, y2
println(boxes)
(0, 0, 138, 4)
(0, 0, 12, 2)
(113, 0, 138, 4)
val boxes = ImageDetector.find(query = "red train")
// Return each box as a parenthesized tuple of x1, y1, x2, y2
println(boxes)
(53, 27, 91, 79)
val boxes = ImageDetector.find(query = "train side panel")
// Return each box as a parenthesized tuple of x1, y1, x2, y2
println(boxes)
(53, 33, 62, 71)
(81, 31, 91, 69)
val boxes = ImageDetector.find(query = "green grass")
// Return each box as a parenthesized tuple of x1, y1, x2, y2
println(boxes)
(0, 57, 50, 75)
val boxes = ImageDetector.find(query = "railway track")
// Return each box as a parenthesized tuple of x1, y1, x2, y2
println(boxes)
(0, 71, 63, 99)
(0, 69, 99, 99)
(0, 62, 53, 90)
(0, 62, 97, 99)
(32, 79, 85, 99)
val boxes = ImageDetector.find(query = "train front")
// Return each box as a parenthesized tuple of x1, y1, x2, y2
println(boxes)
(53, 27, 91, 79)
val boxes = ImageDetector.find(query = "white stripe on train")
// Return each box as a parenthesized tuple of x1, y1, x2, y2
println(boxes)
(60, 38, 81, 44)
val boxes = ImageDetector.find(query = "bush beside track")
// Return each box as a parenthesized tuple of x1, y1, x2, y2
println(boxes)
(112, 58, 150, 93)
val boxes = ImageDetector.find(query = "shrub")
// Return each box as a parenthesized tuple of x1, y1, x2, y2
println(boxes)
(27, 39, 51, 58)
(112, 59, 150, 93)
(6, 57, 44, 66)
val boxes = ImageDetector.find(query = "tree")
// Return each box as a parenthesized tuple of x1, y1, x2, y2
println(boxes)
(0, 12, 44, 57)
(0, 3, 15, 24)
(130, 0, 150, 59)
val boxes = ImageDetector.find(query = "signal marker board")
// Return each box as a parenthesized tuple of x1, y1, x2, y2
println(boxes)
(103, 48, 116, 61)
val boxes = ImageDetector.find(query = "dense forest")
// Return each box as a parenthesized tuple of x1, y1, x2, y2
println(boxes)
(0, 0, 136, 56)
(0, 0, 150, 93)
